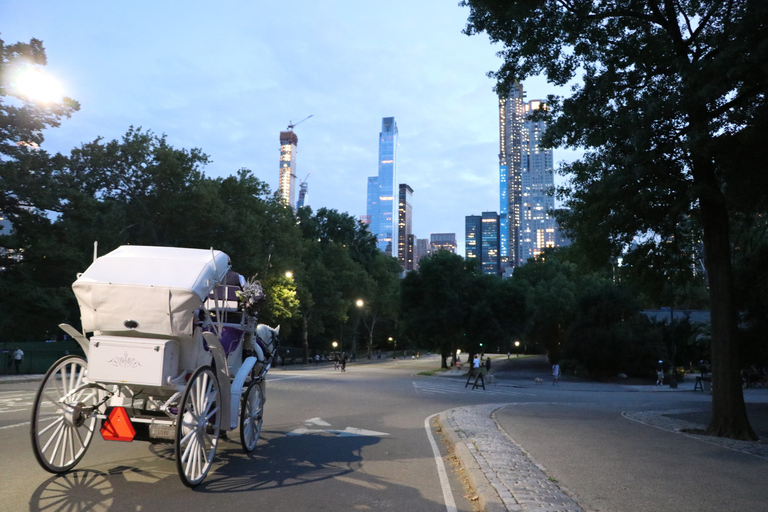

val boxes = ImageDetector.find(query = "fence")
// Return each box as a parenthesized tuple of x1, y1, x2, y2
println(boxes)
(0, 341, 85, 375)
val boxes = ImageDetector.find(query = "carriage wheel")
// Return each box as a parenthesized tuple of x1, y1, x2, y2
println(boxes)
(30, 355, 98, 473)
(239, 379, 264, 453)
(175, 365, 221, 487)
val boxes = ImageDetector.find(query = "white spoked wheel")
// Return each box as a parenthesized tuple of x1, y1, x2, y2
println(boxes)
(239, 379, 264, 453)
(31, 355, 98, 473)
(175, 365, 221, 487)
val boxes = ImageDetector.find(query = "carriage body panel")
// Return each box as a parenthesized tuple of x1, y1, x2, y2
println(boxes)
(88, 335, 180, 388)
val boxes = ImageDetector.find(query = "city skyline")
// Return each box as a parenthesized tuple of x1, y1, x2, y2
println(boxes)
(5, 0, 581, 256)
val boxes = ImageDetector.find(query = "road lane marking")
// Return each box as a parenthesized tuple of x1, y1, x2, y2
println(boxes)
(425, 412, 457, 512)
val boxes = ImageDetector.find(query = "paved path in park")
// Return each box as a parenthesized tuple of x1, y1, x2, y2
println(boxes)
(438, 356, 768, 512)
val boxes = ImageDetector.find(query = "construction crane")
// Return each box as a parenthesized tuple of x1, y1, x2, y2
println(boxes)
(287, 114, 313, 131)
(297, 172, 311, 209)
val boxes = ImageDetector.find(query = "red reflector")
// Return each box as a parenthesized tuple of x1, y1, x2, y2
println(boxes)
(100, 407, 136, 442)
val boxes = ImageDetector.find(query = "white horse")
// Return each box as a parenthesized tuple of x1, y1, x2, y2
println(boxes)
(253, 324, 280, 363)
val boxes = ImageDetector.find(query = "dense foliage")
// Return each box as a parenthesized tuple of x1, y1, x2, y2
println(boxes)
(462, 0, 768, 439)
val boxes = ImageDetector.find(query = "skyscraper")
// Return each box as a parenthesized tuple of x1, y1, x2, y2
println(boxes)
(278, 130, 299, 208)
(519, 100, 557, 264)
(398, 184, 414, 270)
(366, 117, 399, 255)
(499, 83, 525, 269)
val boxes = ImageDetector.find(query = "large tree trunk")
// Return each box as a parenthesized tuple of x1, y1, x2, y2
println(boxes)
(696, 160, 756, 440)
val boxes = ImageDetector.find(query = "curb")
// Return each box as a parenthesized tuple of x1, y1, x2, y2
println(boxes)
(437, 410, 508, 512)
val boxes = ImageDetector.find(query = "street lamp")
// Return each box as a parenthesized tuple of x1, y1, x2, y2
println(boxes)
(389, 336, 396, 359)
(515, 341, 520, 357)
(285, 271, 293, 279)
(352, 299, 364, 358)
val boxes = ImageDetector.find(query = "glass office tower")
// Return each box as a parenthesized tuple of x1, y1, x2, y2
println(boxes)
(398, 184, 414, 270)
(367, 117, 399, 255)
(481, 211, 501, 275)
(499, 83, 525, 269)
(465, 215, 481, 261)
(466, 213, 501, 275)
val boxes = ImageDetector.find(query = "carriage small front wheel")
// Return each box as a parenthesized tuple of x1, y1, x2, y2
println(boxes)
(240, 379, 264, 453)
(175, 365, 221, 487)
(30, 355, 99, 473)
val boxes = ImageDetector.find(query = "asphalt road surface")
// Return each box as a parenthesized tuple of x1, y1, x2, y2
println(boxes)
(0, 355, 508, 512)
(4, 354, 768, 512)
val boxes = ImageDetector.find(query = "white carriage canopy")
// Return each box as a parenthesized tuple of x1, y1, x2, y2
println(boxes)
(72, 245, 231, 337)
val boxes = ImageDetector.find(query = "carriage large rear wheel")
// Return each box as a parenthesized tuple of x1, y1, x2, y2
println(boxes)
(31, 355, 98, 473)
(175, 365, 221, 487)
(239, 379, 264, 453)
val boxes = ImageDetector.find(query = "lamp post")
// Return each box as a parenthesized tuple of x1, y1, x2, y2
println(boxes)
(514, 341, 520, 357)
(389, 336, 396, 359)
(351, 299, 364, 358)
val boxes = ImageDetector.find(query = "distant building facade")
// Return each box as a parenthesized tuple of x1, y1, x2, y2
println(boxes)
(519, 99, 557, 264)
(414, 238, 430, 269)
(465, 212, 501, 275)
(366, 117, 399, 256)
(465, 215, 481, 261)
(397, 184, 414, 270)
(430, 233, 457, 254)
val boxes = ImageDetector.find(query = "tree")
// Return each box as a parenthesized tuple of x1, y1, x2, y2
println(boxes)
(360, 252, 401, 359)
(463, 0, 768, 440)
(401, 251, 477, 368)
(293, 207, 375, 362)
(513, 255, 578, 361)
(0, 38, 81, 340)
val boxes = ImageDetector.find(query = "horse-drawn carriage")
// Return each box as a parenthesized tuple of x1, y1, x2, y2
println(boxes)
(30, 245, 278, 487)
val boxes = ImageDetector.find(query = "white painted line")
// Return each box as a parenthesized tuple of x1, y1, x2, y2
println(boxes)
(0, 420, 30, 430)
(425, 413, 457, 512)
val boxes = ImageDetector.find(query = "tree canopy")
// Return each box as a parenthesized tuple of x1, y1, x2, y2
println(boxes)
(462, 0, 768, 439)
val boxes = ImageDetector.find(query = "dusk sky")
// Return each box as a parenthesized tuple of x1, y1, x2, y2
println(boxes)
(5, 0, 581, 255)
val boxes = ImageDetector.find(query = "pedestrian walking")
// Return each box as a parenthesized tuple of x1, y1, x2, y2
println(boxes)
(485, 357, 491, 372)
(13, 347, 24, 374)
(334, 354, 340, 370)
(473, 354, 480, 375)
(656, 360, 664, 385)
(552, 363, 560, 384)
(340, 352, 347, 372)
(456, 356, 461, 370)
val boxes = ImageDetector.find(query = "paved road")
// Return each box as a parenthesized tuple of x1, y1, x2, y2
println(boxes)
(5, 355, 768, 512)
(0, 355, 501, 512)
(440, 355, 768, 512)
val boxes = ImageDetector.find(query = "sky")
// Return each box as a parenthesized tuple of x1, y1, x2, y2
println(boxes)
(4, 0, 581, 256)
